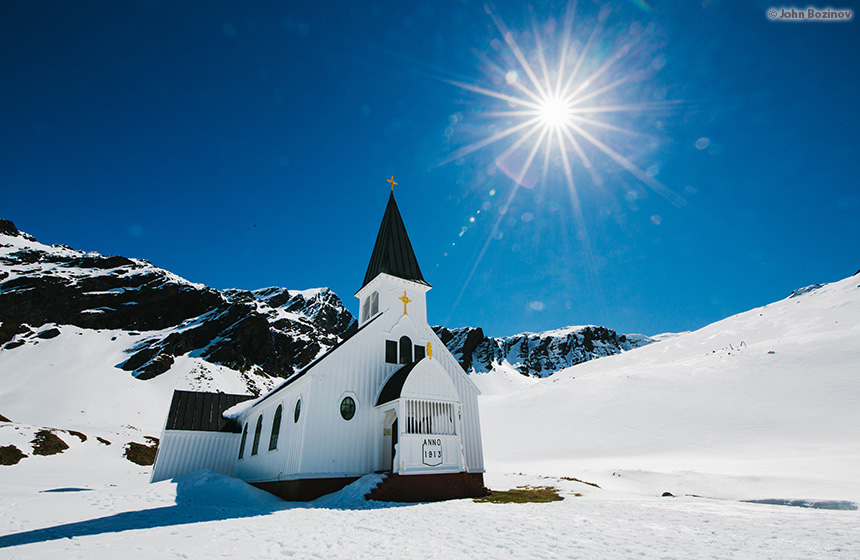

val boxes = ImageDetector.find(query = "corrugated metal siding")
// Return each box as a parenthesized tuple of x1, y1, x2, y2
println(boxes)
(165, 390, 252, 432)
(150, 430, 239, 482)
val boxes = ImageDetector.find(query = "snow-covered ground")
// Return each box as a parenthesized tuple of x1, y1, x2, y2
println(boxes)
(481, 273, 860, 504)
(0, 470, 857, 559)
(1, 274, 859, 558)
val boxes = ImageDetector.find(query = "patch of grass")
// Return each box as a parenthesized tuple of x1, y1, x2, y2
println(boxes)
(124, 440, 158, 466)
(474, 486, 563, 504)
(558, 476, 600, 488)
(31, 430, 69, 456)
(0, 444, 27, 465)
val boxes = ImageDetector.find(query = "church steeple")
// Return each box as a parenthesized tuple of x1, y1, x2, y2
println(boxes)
(361, 191, 429, 289)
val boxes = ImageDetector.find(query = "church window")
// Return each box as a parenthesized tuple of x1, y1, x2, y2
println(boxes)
(370, 291, 379, 315)
(414, 344, 425, 361)
(361, 291, 379, 322)
(294, 399, 302, 423)
(399, 336, 412, 364)
(251, 415, 263, 455)
(269, 405, 282, 451)
(340, 396, 356, 421)
(238, 423, 248, 460)
(385, 340, 398, 363)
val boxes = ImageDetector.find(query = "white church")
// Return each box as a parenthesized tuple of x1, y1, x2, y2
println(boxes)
(151, 183, 487, 501)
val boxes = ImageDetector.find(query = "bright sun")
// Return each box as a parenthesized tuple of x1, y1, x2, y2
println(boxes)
(537, 96, 571, 127)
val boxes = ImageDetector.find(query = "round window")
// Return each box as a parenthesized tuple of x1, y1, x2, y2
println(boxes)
(340, 396, 356, 421)
(294, 399, 302, 423)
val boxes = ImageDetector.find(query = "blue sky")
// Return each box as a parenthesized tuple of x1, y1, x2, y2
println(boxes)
(2, 1, 858, 337)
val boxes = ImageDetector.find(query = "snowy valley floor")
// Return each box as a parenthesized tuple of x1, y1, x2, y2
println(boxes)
(0, 469, 858, 559)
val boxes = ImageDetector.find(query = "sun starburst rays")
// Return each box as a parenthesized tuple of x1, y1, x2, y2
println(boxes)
(440, 5, 679, 322)
(443, 7, 675, 208)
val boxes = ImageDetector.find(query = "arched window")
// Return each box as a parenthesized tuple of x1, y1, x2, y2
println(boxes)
(269, 405, 282, 451)
(238, 423, 248, 460)
(294, 399, 302, 423)
(399, 335, 412, 364)
(370, 291, 379, 316)
(251, 415, 263, 455)
(340, 396, 356, 421)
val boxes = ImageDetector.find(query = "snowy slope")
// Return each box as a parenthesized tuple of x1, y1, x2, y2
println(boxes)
(481, 274, 860, 502)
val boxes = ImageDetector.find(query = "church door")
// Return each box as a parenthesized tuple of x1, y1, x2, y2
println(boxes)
(390, 419, 398, 472)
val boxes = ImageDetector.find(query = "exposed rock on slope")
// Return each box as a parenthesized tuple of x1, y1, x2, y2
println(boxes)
(433, 325, 653, 377)
(0, 220, 356, 382)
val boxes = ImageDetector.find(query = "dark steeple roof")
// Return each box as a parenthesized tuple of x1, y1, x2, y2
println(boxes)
(361, 191, 429, 289)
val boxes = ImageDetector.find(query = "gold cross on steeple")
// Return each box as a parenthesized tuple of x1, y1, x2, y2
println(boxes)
(387, 176, 398, 192)
(399, 290, 412, 315)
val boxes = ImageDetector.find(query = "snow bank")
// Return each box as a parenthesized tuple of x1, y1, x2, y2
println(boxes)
(171, 469, 285, 509)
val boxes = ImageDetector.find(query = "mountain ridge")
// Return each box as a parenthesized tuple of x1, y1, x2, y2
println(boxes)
(0, 219, 650, 390)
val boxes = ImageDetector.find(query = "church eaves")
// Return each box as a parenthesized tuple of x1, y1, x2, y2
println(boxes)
(361, 192, 430, 289)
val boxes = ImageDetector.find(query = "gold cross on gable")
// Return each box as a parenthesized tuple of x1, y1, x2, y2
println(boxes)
(399, 290, 412, 315)
(387, 176, 398, 192)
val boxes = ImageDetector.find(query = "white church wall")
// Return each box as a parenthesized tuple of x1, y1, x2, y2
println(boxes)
(151, 430, 239, 482)
(233, 378, 310, 483)
(298, 317, 393, 477)
(357, 273, 430, 327)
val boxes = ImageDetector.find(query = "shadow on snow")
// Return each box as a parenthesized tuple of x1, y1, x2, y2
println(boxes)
(0, 471, 399, 549)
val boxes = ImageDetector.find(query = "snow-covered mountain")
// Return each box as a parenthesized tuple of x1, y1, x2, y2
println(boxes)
(0, 218, 356, 385)
(433, 324, 654, 377)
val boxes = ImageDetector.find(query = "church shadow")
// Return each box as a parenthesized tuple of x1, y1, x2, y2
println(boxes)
(0, 475, 406, 549)
(0, 502, 276, 549)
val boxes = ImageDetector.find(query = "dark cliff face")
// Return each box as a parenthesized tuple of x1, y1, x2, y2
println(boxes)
(0, 220, 357, 381)
(432, 325, 654, 377)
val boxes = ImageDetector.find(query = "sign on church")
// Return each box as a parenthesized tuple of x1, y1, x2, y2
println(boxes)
(422, 438, 443, 466)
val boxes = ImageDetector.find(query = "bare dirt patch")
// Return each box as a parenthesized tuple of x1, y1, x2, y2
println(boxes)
(66, 430, 87, 442)
(31, 430, 69, 456)
(0, 444, 27, 465)
(123, 437, 159, 466)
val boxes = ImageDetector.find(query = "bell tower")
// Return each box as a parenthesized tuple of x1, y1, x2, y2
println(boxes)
(355, 179, 431, 327)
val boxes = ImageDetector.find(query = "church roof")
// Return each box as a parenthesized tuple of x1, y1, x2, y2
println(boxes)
(165, 390, 253, 433)
(361, 192, 430, 289)
(376, 360, 422, 406)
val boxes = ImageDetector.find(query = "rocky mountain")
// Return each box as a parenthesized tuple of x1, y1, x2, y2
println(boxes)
(1, 218, 653, 391)
(433, 325, 654, 377)
(0, 219, 356, 388)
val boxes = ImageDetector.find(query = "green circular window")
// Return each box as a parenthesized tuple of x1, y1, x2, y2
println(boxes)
(294, 399, 301, 423)
(340, 396, 356, 421)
